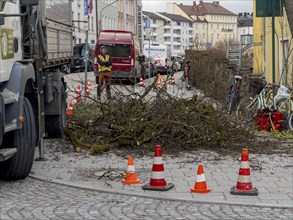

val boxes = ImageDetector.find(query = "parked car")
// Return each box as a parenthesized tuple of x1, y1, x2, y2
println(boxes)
(71, 43, 95, 72)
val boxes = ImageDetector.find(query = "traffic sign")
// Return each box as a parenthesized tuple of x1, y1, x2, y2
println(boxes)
(145, 19, 150, 29)
(84, 0, 88, 16)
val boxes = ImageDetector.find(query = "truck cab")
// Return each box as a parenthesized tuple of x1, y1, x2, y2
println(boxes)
(0, 0, 71, 180)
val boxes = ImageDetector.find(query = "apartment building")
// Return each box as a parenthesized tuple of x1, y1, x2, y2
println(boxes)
(142, 11, 193, 56)
(167, 1, 238, 48)
(159, 13, 193, 56)
(142, 11, 166, 45)
(237, 12, 253, 45)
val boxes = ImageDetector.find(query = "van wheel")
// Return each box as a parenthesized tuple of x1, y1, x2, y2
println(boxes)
(45, 84, 66, 138)
(0, 98, 36, 180)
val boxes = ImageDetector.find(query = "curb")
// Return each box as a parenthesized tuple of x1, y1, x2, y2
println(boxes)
(29, 174, 293, 209)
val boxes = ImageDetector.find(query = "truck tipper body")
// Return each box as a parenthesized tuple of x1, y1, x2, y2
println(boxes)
(0, 0, 72, 180)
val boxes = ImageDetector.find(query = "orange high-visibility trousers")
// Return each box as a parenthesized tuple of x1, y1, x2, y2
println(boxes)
(97, 71, 111, 99)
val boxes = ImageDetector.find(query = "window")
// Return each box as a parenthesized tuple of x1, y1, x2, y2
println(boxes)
(91, 17, 94, 31)
(77, 13, 80, 29)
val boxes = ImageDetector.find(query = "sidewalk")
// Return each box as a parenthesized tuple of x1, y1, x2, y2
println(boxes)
(30, 138, 293, 208)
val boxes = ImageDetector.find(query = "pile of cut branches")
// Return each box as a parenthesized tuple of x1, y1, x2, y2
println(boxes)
(65, 93, 255, 155)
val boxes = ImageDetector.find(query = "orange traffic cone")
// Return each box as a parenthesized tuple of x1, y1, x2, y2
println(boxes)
(171, 76, 175, 85)
(121, 157, 141, 185)
(139, 75, 144, 87)
(190, 164, 211, 193)
(66, 101, 74, 116)
(86, 79, 92, 95)
(142, 145, 174, 191)
(231, 148, 258, 195)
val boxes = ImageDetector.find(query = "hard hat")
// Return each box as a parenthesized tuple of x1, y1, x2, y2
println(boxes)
(100, 46, 107, 51)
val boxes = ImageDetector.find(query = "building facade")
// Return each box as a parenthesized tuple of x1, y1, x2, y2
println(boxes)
(142, 11, 193, 57)
(237, 12, 253, 45)
(72, 0, 118, 45)
(167, 1, 238, 49)
(159, 13, 193, 56)
(72, 0, 142, 48)
(253, 1, 292, 86)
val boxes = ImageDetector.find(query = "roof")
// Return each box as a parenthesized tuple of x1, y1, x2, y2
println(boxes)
(97, 30, 133, 45)
(177, 1, 236, 17)
(158, 12, 193, 23)
(142, 11, 164, 20)
(238, 14, 253, 27)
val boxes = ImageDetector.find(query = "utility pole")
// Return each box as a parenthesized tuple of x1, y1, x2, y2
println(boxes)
(84, 0, 89, 102)
(95, 0, 98, 38)
(272, 0, 276, 84)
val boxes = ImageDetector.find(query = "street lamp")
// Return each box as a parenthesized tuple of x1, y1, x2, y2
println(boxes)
(99, 0, 119, 32)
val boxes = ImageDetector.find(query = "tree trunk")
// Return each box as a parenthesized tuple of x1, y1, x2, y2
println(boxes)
(284, 0, 293, 35)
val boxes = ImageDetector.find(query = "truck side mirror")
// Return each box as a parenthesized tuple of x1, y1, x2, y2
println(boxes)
(20, 0, 39, 6)
(0, 15, 4, 26)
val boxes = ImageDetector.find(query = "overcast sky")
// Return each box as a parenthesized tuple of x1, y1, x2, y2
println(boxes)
(141, 0, 253, 14)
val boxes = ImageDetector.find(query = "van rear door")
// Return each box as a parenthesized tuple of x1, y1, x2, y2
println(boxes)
(108, 44, 133, 73)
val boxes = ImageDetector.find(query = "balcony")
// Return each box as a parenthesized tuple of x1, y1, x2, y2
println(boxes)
(173, 33, 181, 37)
(173, 25, 181, 30)
(173, 41, 181, 45)
(164, 41, 171, 45)
(164, 25, 171, 29)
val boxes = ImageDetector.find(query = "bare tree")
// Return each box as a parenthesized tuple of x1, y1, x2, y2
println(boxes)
(284, 0, 293, 35)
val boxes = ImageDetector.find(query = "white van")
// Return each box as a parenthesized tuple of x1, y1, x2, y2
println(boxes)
(143, 44, 171, 75)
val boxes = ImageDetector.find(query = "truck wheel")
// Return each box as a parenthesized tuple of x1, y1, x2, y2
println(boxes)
(45, 84, 66, 138)
(0, 98, 36, 180)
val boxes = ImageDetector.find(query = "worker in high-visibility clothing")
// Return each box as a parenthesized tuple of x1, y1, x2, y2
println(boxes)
(96, 46, 112, 99)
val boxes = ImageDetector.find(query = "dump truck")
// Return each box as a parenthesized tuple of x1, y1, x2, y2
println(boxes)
(0, 0, 72, 180)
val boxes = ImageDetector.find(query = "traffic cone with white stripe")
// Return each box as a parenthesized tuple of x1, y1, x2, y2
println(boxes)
(139, 75, 144, 87)
(230, 148, 258, 196)
(171, 76, 175, 85)
(142, 145, 174, 191)
(66, 101, 74, 116)
(74, 84, 82, 101)
(86, 79, 92, 96)
(121, 157, 141, 185)
(190, 164, 211, 193)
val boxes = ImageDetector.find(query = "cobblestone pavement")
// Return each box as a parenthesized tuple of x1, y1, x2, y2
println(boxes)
(0, 178, 292, 220)
(29, 138, 293, 209)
